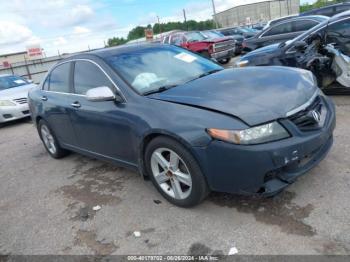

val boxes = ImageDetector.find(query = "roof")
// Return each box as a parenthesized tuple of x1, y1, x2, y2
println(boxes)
(215, 0, 284, 15)
(65, 43, 167, 60)
(330, 10, 350, 22)
(0, 51, 27, 58)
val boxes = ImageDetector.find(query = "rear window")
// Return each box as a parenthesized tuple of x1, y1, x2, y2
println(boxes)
(263, 22, 293, 36)
(293, 20, 318, 32)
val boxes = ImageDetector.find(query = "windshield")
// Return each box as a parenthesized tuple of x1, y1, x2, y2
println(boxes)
(105, 45, 223, 95)
(0, 75, 29, 91)
(202, 31, 224, 39)
(185, 32, 206, 42)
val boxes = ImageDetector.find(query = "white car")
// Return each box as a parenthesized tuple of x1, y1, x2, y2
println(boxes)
(0, 74, 36, 124)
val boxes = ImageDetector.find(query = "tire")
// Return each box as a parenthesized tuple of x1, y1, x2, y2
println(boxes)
(219, 58, 231, 64)
(38, 119, 69, 159)
(200, 51, 211, 59)
(145, 136, 209, 207)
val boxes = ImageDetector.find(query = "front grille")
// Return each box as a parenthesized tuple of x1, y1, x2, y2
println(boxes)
(13, 97, 27, 104)
(214, 40, 235, 53)
(288, 96, 326, 131)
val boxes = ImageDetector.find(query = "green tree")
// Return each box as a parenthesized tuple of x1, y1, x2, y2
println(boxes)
(107, 37, 127, 47)
(300, 0, 346, 13)
(107, 19, 217, 46)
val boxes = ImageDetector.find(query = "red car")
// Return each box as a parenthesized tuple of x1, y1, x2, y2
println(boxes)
(162, 31, 236, 64)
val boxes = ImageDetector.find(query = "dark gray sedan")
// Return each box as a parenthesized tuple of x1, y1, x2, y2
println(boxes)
(29, 44, 335, 207)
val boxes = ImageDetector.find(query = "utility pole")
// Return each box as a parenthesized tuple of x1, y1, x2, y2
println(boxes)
(183, 9, 188, 31)
(211, 0, 218, 28)
(157, 16, 162, 34)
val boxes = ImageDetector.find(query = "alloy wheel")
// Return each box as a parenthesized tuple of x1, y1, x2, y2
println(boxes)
(150, 148, 192, 200)
(40, 125, 57, 155)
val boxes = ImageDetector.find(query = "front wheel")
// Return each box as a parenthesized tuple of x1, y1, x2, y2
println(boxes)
(145, 136, 209, 207)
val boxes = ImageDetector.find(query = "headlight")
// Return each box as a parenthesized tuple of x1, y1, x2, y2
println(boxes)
(207, 122, 290, 145)
(0, 100, 16, 106)
(236, 60, 249, 67)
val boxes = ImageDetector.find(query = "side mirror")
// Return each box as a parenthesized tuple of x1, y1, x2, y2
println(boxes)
(86, 86, 117, 102)
(294, 40, 308, 51)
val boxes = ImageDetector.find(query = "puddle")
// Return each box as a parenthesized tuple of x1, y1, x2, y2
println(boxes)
(209, 191, 315, 236)
(74, 230, 118, 255)
(57, 156, 131, 220)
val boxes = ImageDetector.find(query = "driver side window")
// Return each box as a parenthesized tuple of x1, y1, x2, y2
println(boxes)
(73, 61, 114, 95)
(327, 19, 350, 55)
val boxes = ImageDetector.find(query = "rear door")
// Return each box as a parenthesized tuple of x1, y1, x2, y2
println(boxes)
(67, 60, 135, 164)
(41, 62, 78, 147)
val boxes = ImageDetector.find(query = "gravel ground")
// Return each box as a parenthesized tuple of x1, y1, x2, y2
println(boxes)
(0, 74, 349, 255)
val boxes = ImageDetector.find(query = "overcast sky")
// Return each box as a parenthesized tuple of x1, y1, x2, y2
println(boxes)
(0, 0, 317, 56)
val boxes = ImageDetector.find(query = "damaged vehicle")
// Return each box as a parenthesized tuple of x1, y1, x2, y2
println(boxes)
(238, 11, 350, 90)
(28, 44, 335, 207)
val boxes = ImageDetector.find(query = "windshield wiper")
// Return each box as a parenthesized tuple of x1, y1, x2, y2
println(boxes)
(143, 84, 178, 96)
(185, 69, 223, 84)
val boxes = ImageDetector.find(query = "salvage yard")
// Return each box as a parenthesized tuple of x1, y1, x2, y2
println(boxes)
(0, 95, 349, 255)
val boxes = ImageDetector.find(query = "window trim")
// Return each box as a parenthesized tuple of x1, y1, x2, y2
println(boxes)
(42, 58, 127, 102)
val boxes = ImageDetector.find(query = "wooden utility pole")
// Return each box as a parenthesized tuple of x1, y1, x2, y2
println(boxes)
(183, 9, 188, 31)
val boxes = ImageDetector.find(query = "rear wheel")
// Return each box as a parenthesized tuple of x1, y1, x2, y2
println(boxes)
(145, 136, 209, 207)
(38, 120, 69, 159)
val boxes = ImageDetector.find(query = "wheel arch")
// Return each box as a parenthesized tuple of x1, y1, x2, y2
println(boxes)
(138, 130, 202, 178)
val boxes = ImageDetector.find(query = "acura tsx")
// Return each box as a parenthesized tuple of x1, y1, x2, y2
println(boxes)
(28, 44, 335, 207)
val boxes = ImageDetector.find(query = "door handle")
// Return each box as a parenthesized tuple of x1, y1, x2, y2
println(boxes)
(41, 96, 48, 101)
(71, 101, 81, 108)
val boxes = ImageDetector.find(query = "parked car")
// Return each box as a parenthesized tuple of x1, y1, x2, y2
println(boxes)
(243, 15, 328, 52)
(212, 29, 245, 54)
(29, 44, 335, 207)
(238, 11, 350, 70)
(301, 2, 350, 17)
(218, 26, 258, 39)
(163, 31, 235, 64)
(200, 30, 243, 55)
(0, 74, 35, 124)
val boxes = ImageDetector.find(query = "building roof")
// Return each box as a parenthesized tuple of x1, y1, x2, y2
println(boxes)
(0, 51, 27, 58)
(215, 0, 282, 15)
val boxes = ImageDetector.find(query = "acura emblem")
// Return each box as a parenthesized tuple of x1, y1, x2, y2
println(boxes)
(311, 110, 321, 123)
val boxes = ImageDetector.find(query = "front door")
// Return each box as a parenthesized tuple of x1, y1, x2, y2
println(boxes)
(67, 60, 136, 164)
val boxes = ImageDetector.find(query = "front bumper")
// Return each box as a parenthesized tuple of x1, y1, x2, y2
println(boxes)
(211, 48, 235, 61)
(194, 97, 336, 196)
(0, 104, 30, 123)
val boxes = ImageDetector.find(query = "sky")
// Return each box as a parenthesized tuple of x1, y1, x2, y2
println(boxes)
(0, 0, 316, 56)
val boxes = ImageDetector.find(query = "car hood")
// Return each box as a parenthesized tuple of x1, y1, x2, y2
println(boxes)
(203, 37, 233, 43)
(0, 84, 36, 100)
(242, 43, 280, 58)
(148, 67, 317, 126)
